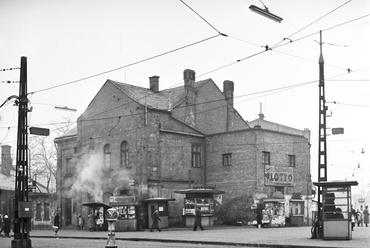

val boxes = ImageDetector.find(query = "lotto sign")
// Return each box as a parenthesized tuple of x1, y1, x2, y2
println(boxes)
(264, 165, 294, 186)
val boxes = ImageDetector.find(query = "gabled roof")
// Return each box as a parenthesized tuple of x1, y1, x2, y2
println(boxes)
(110, 79, 212, 111)
(0, 173, 14, 190)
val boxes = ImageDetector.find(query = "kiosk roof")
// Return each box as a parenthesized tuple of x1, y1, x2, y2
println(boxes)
(174, 189, 225, 194)
(82, 202, 111, 209)
(313, 180, 358, 187)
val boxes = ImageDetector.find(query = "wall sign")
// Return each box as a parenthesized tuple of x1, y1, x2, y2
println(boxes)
(264, 165, 294, 186)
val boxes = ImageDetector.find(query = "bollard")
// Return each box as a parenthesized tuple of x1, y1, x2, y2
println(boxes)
(105, 208, 119, 248)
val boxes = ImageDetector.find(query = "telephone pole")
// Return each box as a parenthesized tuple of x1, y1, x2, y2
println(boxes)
(12, 56, 32, 248)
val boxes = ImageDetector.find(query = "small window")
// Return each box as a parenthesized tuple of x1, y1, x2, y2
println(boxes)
(289, 155, 296, 167)
(104, 144, 111, 167)
(191, 144, 201, 168)
(222, 153, 232, 166)
(44, 202, 50, 221)
(275, 186, 284, 194)
(66, 158, 72, 177)
(262, 151, 270, 164)
(36, 202, 42, 221)
(120, 141, 129, 168)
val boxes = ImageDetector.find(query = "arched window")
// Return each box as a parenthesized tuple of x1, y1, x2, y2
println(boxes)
(120, 141, 129, 168)
(104, 144, 111, 167)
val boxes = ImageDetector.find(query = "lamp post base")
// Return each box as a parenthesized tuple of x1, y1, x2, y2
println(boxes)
(11, 238, 32, 248)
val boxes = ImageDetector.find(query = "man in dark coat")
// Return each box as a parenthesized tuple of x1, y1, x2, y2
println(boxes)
(193, 207, 204, 231)
(53, 213, 60, 234)
(3, 215, 11, 237)
(150, 209, 161, 232)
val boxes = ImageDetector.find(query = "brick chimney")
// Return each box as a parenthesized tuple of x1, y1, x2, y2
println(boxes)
(149, 76, 159, 92)
(1, 145, 12, 177)
(223, 80, 234, 107)
(183, 69, 196, 127)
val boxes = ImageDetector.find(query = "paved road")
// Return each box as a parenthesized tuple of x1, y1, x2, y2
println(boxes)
(1, 225, 369, 248)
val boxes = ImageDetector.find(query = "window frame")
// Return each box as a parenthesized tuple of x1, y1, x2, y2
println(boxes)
(104, 144, 111, 167)
(262, 151, 270, 165)
(120, 141, 129, 168)
(191, 144, 201, 168)
(289, 155, 296, 167)
(222, 153, 232, 166)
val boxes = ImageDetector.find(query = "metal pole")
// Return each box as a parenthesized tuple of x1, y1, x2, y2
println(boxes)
(12, 56, 32, 248)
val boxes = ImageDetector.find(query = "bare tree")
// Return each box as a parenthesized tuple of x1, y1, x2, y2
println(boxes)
(29, 115, 75, 193)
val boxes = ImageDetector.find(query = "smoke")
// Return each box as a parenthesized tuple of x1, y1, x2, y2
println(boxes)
(67, 153, 105, 202)
(66, 152, 132, 203)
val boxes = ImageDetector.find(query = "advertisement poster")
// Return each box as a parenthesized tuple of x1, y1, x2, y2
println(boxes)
(264, 165, 294, 186)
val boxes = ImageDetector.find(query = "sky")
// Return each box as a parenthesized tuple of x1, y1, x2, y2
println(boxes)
(0, 0, 369, 197)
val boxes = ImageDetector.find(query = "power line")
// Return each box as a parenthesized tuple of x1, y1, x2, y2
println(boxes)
(30, 34, 222, 94)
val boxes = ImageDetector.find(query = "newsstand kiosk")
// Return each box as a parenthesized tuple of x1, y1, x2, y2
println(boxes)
(313, 180, 358, 240)
(174, 188, 224, 228)
(141, 197, 176, 229)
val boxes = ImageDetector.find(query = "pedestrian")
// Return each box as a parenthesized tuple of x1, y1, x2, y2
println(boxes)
(0, 214, 3, 236)
(193, 207, 204, 231)
(3, 215, 11, 238)
(356, 209, 363, 227)
(53, 213, 60, 234)
(77, 214, 83, 230)
(364, 206, 369, 227)
(150, 209, 161, 232)
(87, 212, 96, 232)
(351, 205, 356, 231)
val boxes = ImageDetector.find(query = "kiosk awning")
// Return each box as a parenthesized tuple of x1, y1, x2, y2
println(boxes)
(313, 180, 358, 187)
(174, 189, 225, 194)
(82, 202, 111, 209)
(141, 197, 176, 202)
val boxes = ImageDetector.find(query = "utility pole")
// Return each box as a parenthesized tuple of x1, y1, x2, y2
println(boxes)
(12, 56, 32, 248)
(315, 30, 327, 238)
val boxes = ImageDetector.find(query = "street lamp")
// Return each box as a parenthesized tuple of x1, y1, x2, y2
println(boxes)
(249, 4, 283, 23)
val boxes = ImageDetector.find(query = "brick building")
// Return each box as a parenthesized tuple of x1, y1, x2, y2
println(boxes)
(54, 69, 312, 229)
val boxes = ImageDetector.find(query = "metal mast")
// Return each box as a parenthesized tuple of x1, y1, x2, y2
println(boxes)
(12, 56, 32, 248)
(317, 30, 327, 225)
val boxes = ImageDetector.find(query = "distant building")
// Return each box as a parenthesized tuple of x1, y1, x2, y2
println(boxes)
(0, 145, 56, 230)
(54, 69, 312, 229)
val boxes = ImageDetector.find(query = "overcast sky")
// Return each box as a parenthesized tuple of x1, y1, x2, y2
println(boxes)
(1, 0, 369, 192)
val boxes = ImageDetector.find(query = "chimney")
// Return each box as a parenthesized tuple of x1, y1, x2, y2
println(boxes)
(259, 102, 264, 120)
(1, 145, 12, 177)
(149, 76, 159, 92)
(223, 80, 234, 107)
(183, 69, 196, 127)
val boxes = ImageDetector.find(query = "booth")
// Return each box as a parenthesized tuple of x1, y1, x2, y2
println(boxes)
(174, 188, 224, 228)
(109, 196, 138, 232)
(289, 199, 305, 226)
(82, 202, 111, 231)
(263, 199, 286, 227)
(313, 180, 358, 240)
(141, 197, 176, 229)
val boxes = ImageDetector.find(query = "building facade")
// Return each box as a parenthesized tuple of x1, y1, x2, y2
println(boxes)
(54, 69, 312, 229)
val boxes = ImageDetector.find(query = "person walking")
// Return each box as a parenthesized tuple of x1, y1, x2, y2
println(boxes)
(150, 209, 161, 232)
(53, 213, 60, 235)
(77, 214, 83, 230)
(193, 207, 204, 231)
(88, 212, 96, 232)
(356, 209, 363, 227)
(364, 206, 369, 227)
(3, 215, 11, 238)
(0, 214, 3, 236)
(351, 205, 356, 231)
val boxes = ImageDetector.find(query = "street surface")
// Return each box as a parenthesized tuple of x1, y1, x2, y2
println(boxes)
(0, 225, 369, 248)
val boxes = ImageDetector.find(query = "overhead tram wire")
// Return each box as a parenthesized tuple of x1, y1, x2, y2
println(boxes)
(29, 34, 222, 95)
(270, 0, 353, 50)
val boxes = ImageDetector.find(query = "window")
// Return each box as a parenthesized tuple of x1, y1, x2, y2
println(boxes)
(289, 155, 296, 167)
(104, 144, 111, 167)
(120, 141, 129, 168)
(275, 186, 284, 194)
(262, 151, 270, 164)
(36, 202, 42, 221)
(44, 203, 50, 221)
(222, 153, 232, 166)
(191, 144, 201, 168)
(66, 158, 72, 177)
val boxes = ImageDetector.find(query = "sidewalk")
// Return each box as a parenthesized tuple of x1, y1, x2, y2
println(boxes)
(29, 225, 370, 248)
